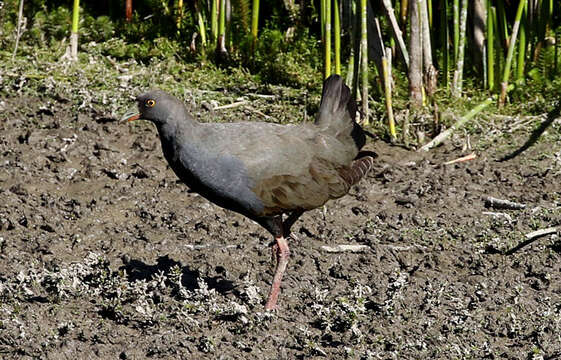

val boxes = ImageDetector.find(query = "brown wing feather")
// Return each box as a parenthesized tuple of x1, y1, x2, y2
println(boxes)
(252, 156, 374, 216)
(338, 156, 375, 190)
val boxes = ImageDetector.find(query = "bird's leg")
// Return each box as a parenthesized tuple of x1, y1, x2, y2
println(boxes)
(265, 234, 290, 310)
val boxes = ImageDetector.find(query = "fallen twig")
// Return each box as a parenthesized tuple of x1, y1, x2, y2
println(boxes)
(185, 244, 238, 250)
(418, 97, 493, 151)
(504, 227, 558, 255)
(443, 152, 476, 165)
(245, 106, 271, 120)
(214, 101, 247, 110)
(484, 196, 526, 210)
(321, 244, 370, 253)
(378, 244, 427, 251)
(525, 227, 559, 239)
(482, 211, 513, 222)
(247, 93, 277, 99)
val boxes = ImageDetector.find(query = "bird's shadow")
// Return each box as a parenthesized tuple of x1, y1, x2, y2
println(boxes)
(120, 255, 235, 294)
(498, 102, 560, 162)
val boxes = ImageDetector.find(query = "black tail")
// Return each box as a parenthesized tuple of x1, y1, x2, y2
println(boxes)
(316, 75, 366, 149)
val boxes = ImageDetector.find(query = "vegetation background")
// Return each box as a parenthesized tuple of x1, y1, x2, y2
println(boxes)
(2, 0, 560, 142)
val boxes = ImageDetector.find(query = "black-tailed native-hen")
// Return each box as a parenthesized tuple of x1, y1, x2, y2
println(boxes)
(123, 75, 375, 310)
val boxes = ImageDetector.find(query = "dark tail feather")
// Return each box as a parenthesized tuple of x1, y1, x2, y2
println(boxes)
(339, 155, 375, 188)
(315, 75, 357, 129)
(316, 75, 367, 150)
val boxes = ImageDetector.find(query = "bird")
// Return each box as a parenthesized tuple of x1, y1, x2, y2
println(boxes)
(123, 75, 375, 310)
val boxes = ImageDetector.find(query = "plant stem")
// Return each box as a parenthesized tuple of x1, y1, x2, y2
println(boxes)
(321, 0, 326, 42)
(381, 0, 409, 69)
(452, 0, 467, 97)
(487, 1, 494, 91)
(324, 0, 331, 78)
(176, 0, 184, 30)
(420, 0, 436, 96)
(195, 1, 207, 48)
(125, 0, 132, 22)
(251, 0, 259, 55)
(217, 0, 227, 56)
(382, 48, 396, 142)
(440, 0, 449, 88)
(453, 0, 459, 62)
(12, 0, 24, 60)
(496, 0, 507, 48)
(360, 0, 368, 124)
(499, 0, 526, 107)
(71, 0, 80, 60)
(516, 4, 526, 82)
(211, 0, 218, 44)
(408, 0, 422, 108)
(334, 0, 341, 75)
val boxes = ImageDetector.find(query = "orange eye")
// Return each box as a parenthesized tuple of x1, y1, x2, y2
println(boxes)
(145, 99, 156, 107)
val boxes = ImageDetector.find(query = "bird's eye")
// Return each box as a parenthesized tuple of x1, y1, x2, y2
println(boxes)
(145, 99, 156, 108)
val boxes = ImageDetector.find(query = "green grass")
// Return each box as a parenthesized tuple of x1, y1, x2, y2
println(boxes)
(1, 1, 559, 143)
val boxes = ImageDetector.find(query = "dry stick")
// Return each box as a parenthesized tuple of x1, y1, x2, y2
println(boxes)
(442, 152, 476, 165)
(381, 0, 409, 68)
(378, 244, 427, 251)
(482, 211, 513, 222)
(12, 0, 25, 60)
(213, 101, 247, 110)
(418, 97, 493, 151)
(484, 196, 526, 210)
(321, 244, 370, 253)
(245, 106, 270, 119)
(504, 227, 558, 255)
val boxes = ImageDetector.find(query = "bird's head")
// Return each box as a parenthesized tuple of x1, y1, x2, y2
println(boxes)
(123, 90, 185, 125)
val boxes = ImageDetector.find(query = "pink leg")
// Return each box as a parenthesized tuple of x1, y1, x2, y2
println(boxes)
(265, 236, 290, 310)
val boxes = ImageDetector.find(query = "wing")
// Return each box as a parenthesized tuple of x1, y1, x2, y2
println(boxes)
(200, 122, 360, 216)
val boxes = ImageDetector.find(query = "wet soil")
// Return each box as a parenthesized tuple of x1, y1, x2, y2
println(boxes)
(1, 95, 561, 359)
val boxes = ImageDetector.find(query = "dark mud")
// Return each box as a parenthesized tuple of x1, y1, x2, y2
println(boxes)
(1, 95, 561, 359)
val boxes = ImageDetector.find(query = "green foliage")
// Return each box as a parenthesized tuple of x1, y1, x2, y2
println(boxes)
(232, 0, 251, 32)
(252, 28, 321, 87)
(85, 37, 178, 60)
(82, 15, 114, 42)
(30, 6, 72, 44)
(528, 42, 558, 86)
(0, 0, 559, 115)
(24, 6, 113, 46)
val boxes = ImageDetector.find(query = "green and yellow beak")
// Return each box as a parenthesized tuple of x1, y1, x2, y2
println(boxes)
(122, 107, 141, 122)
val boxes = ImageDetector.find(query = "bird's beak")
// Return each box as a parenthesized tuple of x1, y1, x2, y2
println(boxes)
(122, 106, 141, 122)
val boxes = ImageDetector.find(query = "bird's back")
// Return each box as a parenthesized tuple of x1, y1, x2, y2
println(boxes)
(159, 75, 371, 219)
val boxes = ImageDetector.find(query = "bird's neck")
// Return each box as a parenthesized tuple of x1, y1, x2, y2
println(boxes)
(156, 116, 202, 165)
(157, 111, 200, 144)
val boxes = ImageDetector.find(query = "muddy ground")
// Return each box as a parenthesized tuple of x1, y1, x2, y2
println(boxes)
(1, 94, 561, 359)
